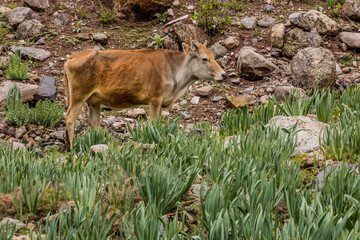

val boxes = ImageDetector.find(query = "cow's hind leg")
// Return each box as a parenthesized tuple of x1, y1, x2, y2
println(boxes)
(88, 102, 101, 128)
(149, 98, 162, 120)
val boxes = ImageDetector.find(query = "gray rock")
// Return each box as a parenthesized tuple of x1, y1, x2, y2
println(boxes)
(50, 130, 66, 141)
(8, 7, 33, 28)
(35, 76, 57, 100)
(189, 183, 208, 197)
(273, 85, 305, 101)
(12, 46, 50, 61)
(339, 32, 360, 49)
(231, 78, 240, 84)
(257, 17, 276, 27)
(209, 42, 227, 58)
(289, 10, 338, 35)
(163, 35, 179, 51)
(25, 0, 50, 11)
(35, 37, 46, 46)
(180, 111, 192, 119)
(240, 16, 257, 29)
(12, 142, 26, 151)
(17, 19, 44, 41)
(92, 33, 108, 45)
(313, 162, 359, 189)
(336, 64, 342, 75)
(223, 37, 239, 49)
(180, 100, 187, 106)
(226, 94, 256, 108)
(126, 108, 146, 118)
(237, 46, 278, 80)
(90, 144, 109, 154)
(283, 28, 323, 58)
(341, 1, 360, 21)
(211, 96, 224, 102)
(271, 23, 285, 49)
(15, 126, 26, 139)
(190, 96, 200, 105)
(195, 86, 213, 97)
(0, 218, 26, 231)
(54, 13, 69, 26)
(291, 47, 336, 90)
(268, 116, 327, 155)
(264, 4, 275, 12)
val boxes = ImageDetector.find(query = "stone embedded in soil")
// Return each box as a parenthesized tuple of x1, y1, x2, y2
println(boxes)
(209, 42, 228, 58)
(211, 96, 224, 102)
(237, 46, 278, 80)
(190, 96, 200, 105)
(12, 142, 26, 151)
(257, 17, 276, 28)
(126, 108, 146, 118)
(15, 126, 26, 139)
(54, 13, 69, 26)
(12, 46, 51, 61)
(283, 28, 323, 58)
(17, 19, 45, 41)
(8, 7, 34, 28)
(291, 47, 336, 91)
(180, 100, 187, 106)
(272, 85, 304, 101)
(0, 217, 26, 231)
(0, 81, 38, 107)
(289, 10, 338, 36)
(90, 144, 109, 154)
(180, 111, 192, 120)
(271, 23, 285, 49)
(225, 94, 256, 108)
(195, 86, 214, 97)
(0, 6, 12, 16)
(25, 0, 50, 11)
(164, 35, 179, 51)
(341, 1, 360, 21)
(50, 130, 66, 141)
(339, 32, 360, 49)
(35, 75, 57, 100)
(223, 37, 239, 49)
(240, 16, 257, 29)
(92, 33, 108, 45)
(75, 33, 91, 41)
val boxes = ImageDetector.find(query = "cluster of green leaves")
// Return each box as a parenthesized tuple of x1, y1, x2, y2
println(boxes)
(192, 0, 231, 35)
(5, 51, 29, 80)
(147, 34, 165, 49)
(99, 8, 117, 24)
(154, 11, 168, 24)
(31, 100, 65, 128)
(6, 86, 64, 127)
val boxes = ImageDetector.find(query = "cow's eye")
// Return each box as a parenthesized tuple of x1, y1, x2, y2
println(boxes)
(202, 58, 209, 62)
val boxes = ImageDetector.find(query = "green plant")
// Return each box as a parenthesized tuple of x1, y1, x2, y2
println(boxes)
(73, 128, 112, 153)
(273, 90, 317, 116)
(6, 51, 30, 80)
(6, 86, 31, 127)
(0, 221, 16, 240)
(6, 2, 18, 9)
(78, 8, 89, 19)
(154, 11, 168, 23)
(219, 106, 253, 136)
(44, 29, 58, 40)
(32, 100, 64, 127)
(253, 27, 260, 36)
(63, 36, 80, 45)
(339, 54, 354, 66)
(315, 89, 336, 123)
(193, 0, 231, 35)
(72, 20, 86, 33)
(21, 175, 45, 213)
(99, 8, 117, 24)
(147, 33, 165, 49)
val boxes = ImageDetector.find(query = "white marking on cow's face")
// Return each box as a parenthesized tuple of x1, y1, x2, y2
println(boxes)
(183, 41, 227, 82)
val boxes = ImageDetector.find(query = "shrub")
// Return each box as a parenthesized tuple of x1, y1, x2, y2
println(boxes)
(147, 34, 165, 49)
(73, 128, 112, 153)
(32, 100, 64, 127)
(6, 85, 31, 127)
(193, 0, 231, 35)
(6, 51, 29, 80)
(219, 106, 253, 136)
(99, 8, 117, 24)
(315, 89, 336, 123)
(273, 90, 317, 116)
(154, 11, 168, 24)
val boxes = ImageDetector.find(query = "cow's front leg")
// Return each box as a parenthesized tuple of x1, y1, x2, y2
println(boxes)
(149, 98, 162, 120)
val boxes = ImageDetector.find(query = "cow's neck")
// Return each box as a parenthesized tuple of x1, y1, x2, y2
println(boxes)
(170, 54, 197, 100)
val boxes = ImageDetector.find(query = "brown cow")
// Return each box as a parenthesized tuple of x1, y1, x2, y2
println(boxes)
(64, 41, 227, 148)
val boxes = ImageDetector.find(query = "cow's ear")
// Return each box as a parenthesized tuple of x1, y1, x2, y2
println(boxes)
(182, 42, 191, 55)
(191, 40, 200, 50)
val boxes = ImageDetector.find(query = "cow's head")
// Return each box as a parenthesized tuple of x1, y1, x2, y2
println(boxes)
(183, 41, 227, 82)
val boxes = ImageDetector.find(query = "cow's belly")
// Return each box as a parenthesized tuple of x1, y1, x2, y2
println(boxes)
(87, 91, 147, 109)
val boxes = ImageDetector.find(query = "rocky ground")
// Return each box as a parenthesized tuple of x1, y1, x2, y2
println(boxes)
(0, 0, 359, 150)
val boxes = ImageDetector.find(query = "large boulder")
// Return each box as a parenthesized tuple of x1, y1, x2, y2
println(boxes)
(16, 19, 45, 41)
(12, 46, 51, 61)
(291, 47, 336, 90)
(24, 0, 50, 11)
(237, 46, 278, 80)
(339, 32, 360, 49)
(163, 36, 179, 51)
(173, 23, 210, 46)
(283, 28, 323, 58)
(209, 42, 228, 58)
(8, 7, 33, 28)
(118, 0, 172, 21)
(268, 116, 327, 155)
(289, 10, 338, 35)
(341, 1, 360, 21)
(271, 23, 285, 49)
(0, 80, 38, 107)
